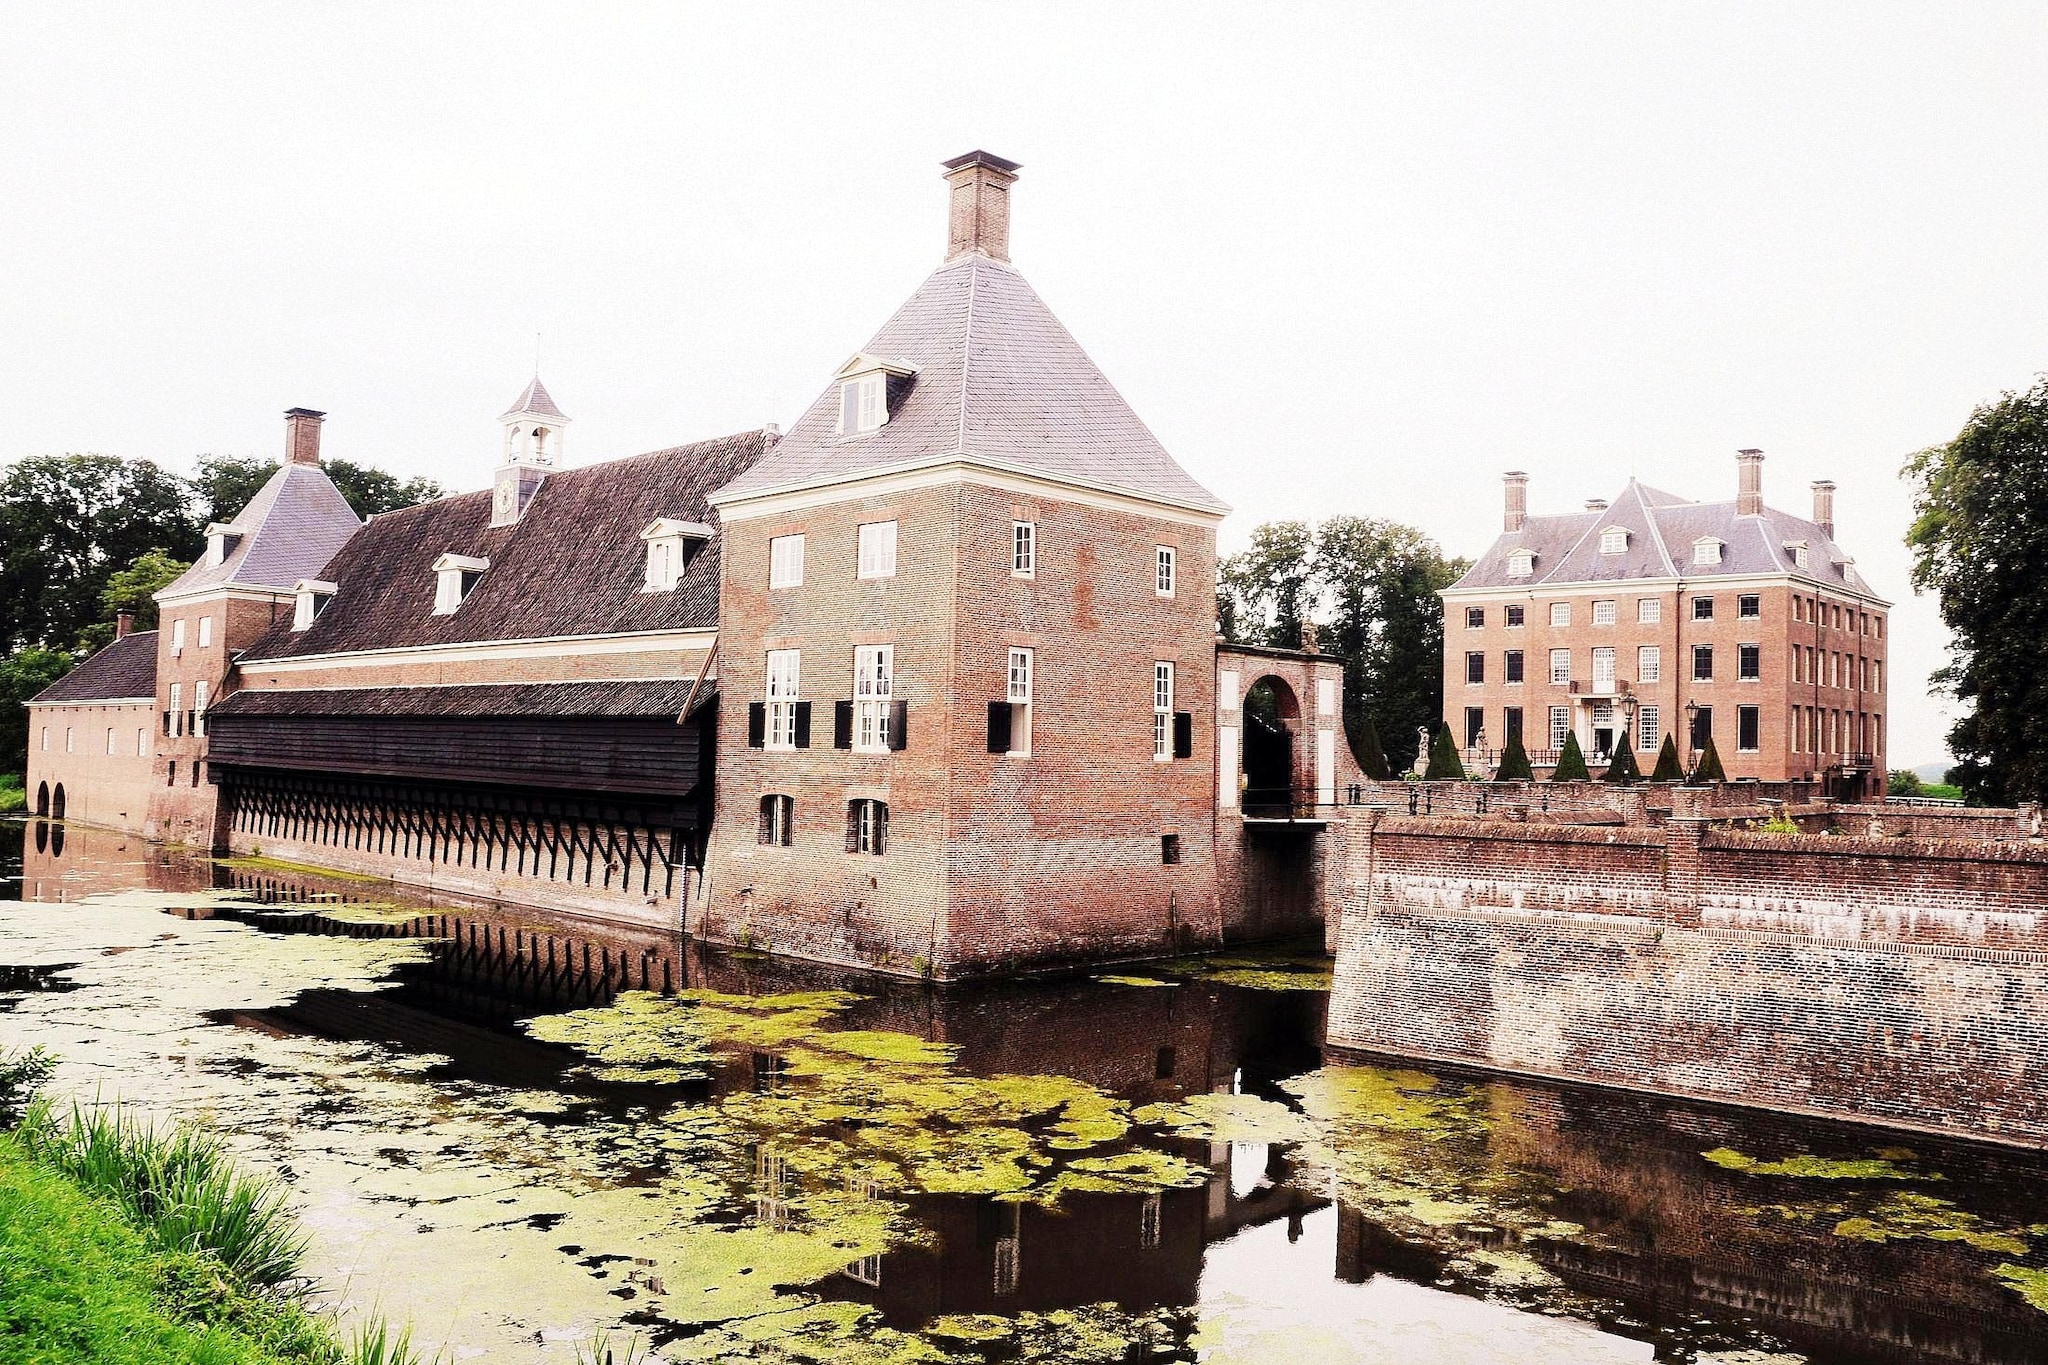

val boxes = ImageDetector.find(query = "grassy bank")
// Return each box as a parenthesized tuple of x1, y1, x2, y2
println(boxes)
(0, 774, 23, 814)
(0, 1050, 429, 1365)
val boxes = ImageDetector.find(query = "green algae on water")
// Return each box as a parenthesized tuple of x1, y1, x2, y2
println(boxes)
(1092, 974, 1175, 987)
(1133, 1090, 1319, 1147)
(1831, 1191, 2031, 1255)
(1994, 1263, 2048, 1313)
(1703, 1147, 1931, 1181)
(217, 854, 385, 882)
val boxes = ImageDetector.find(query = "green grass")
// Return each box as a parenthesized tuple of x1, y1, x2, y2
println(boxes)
(0, 774, 24, 814)
(1923, 783, 1964, 801)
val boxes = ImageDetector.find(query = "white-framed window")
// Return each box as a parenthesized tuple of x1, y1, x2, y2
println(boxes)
(1591, 647, 1615, 687)
(1549, 648, 1570, 685)
(1739, 643, 1762, 681)
(1549, 602, 1570, 627)
(39, 726, 47, 752)
(1465, 606, 1485, 629)
(1012, 521, 1036, 577)
(64, 726, 73, 753)
(1638, 598, 1661, 624)
(198, 616, 212, 648)
(1155, 546, 1176, 598)
(1638, 645, 1661, 683)
(1599, 527, 1628, 554)
(847, 799, 888, 855)
(838, 374, 885, 434)
(1693, 537, 1724, 566)
(757, 794, 793, 846)
(1505, 605, 1525, 627)
(293, 579, 335, 631)
(106, 727, 117, 755)
(643, 518, 712, 592)
(171, 618, 185, 650)
(858, 521, 898, 580)
(1005, 646, 1033, 757)
(845, 1254, 882, 1287)
(769, 534, 805, 588)
(854, 645, 894, 752)
(1506, 549, 1535, 578)
(169, 683, 182, 736)
(1692, 644, 1714, 682)
(1639, 705, 1661, 751)
(1592, 599, 1616, 626)
(765, 650, 801, 750)
(1153, 661, 1175, 761)
(1548, 705, 1571, 752)
(432, 554, 489, 615)
(193, 680, 208, 736)
(136, 727, 145, 756)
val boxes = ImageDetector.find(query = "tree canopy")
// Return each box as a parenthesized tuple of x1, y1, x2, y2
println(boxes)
(0, 649, 74, 778)
(78, 551, 191, 653)
(1906, 375, 2048, 805)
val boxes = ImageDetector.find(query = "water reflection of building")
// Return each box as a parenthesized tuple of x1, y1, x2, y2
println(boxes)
(16, 817, 213, 903)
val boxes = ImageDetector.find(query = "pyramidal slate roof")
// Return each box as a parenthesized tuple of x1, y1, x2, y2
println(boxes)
(502, 375, 567, 421)
(30, 630, 159, 703)
(159, 463, 364, 599)
(1453, 478, 1885, 601)
(241, 429, 770, 662)
(712, 254, 1227, 515)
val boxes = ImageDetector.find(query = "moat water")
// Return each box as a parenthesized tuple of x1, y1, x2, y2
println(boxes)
(3, 816, 2047, 1365)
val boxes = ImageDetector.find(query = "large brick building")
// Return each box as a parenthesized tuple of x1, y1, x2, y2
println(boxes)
(22, 151, 1354, 976)
(1439, 452, 1890, 798)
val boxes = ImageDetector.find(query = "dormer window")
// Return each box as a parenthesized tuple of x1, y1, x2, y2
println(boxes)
(1693, 537, 1724, 566)
(1785, 540, 1810, 569)
(292, 579, 336, 631)
(833, 354, 919, 437)
(640, 518, 714, 593)
(1506, 549, 1535, 578)
(205, 522, 243, 567)
(432, 553, 489, 615)
(1599, 527, 1629, 555)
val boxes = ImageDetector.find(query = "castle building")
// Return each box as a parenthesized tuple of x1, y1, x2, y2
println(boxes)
(22, 152, 1354, 976)
(1439, 452, 1890, 797)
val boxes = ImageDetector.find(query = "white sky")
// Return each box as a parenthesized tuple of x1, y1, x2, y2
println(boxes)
(6, 3, 2044, 768)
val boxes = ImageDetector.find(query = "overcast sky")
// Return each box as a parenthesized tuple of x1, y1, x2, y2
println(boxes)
(6, 3, 2044, 767)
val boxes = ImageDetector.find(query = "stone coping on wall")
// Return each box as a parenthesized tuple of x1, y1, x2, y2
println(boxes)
(1371, 815, 1666, 848)
(1704, 826, 2048, 865)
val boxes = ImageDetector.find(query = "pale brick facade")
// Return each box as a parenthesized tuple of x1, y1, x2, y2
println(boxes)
(1441, 454, 1889, 798)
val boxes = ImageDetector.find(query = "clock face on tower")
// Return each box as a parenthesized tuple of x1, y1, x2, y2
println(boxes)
(495, 480, 515, 518)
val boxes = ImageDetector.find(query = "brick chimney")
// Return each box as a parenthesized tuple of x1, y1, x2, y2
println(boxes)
(285, 408, 326, 466)
(115, 609, 133, 641)
(1503, 472, 1529, 533)
(942, 150, 1021, 263)
(1736, 448, 1764, 517)
(1585, 498, 1609, 513)
(1811, 479, 1836, 538)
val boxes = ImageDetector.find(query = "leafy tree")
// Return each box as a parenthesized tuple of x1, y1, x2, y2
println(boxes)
(1423, 724, 1467, 781)
(1602, 730, 1641, 784)
(1905, 375, 2048, 805)
(1552, 731, 1590, 781)
(1695, 735, 1728, 783)
(196, 453, 442, 522)
(1495, 730, 1533, 781)
(1887, 768, 1925, 797)
(77, 550, 189, 652)
(0, 455, 200, 654)
(1219, 521, 1313, 651)
(1650, 733, 1684, 782)
(1354, 713, 1392, 781)
(0, 649, 74, 779)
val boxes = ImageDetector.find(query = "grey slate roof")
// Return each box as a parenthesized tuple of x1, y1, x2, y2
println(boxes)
(159, 463, 363, 598)
(1453, 478, 1883, 599)
(713, 254, 1227, 515)
(240, 430, 769, 662)
(30, 631, 159, 703)
(502, 375, 567, 421)
(209, 678, 711, 720)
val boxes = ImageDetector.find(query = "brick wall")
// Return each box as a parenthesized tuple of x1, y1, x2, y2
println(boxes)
(1329, 809, 2048, 1142)
(22, 700, 157, 833)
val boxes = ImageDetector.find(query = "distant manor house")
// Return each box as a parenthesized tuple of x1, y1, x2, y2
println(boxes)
(25, 152, 1357, 977)
(1441, 454, 1889, 799)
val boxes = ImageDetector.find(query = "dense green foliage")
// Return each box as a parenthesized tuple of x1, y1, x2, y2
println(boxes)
(1, 648, 75, 780)
(78, 549, 191, 653)
(1650, 733, 1684, 782)
(1888, 768, 1925, 796)
(1220, 515, 1467, 774)
(0, 775, 22, 814)
(1603, 730, 1641, 784)
(1695, 734, 1728, 783)
(1422, 725, 1467, 781)
(1906, 376, 2048, 805)
(1353, 713, 1391, 781)
(1552, 731, 1590, 781)
(1494, 730, 1533, 782)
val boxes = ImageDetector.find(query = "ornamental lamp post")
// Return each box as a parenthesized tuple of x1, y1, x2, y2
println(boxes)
(1684, 698, 1701, 783)
(1620, 692, 1640, 761)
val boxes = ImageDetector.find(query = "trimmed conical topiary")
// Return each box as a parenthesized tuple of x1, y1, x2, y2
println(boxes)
(1423, 724, 1468, 781)
(1695, 734, 1727, 783)
(1650, 732, 1684, 782)
(1494, 730, 1534, 782)
(1354, 713, 1392, 781)
(1602, 729, 1642, 783)
(1552, 730, 1590, 781)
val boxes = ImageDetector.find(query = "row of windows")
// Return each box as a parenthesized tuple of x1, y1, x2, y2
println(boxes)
(1468, 593, 1884, 637)
(40, 725, 150, 756)
(765, 524, 1179, 598)
(756, 796, 890, 855)
(1467, 704, 1667, 753)
(1467, 643, 1773, 686)
(167, 616, 214, 650)
(161, 682, 210, 736)
(751, 647, 1194, 762)
(1793, 646, 1881, 691)
(1472, 703, 1884, 761)
(1793, 706, 1882, 756)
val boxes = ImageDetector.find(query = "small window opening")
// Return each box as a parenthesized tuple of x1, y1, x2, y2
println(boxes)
(1161, 833, 1181, 865)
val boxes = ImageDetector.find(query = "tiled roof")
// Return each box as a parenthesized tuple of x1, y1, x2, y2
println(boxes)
(1452, 478, 1883, 600)
(159, 463, 363, 598)
(30, 631, 159, 703)
(210, 678, 711, 720)
(713, 255, 1227, 515)
(502, 375, 567, 421)
(241, 430, 769, 662)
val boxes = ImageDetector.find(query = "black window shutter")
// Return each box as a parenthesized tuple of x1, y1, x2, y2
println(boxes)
(833, 701, 853, 750)
(747, 703, 765, 748)
(876, 802, 888, 855)
(793, 701, 813, 748)
(987, 700, 1012, 754)
(1173, 711, 1193, 759)
(888, 701, 908, 751)
(844, 802, 860, 853)
(756, 797, 771, 844)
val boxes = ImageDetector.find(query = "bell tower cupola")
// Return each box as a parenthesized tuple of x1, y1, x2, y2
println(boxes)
(493, 374, 569, 528)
